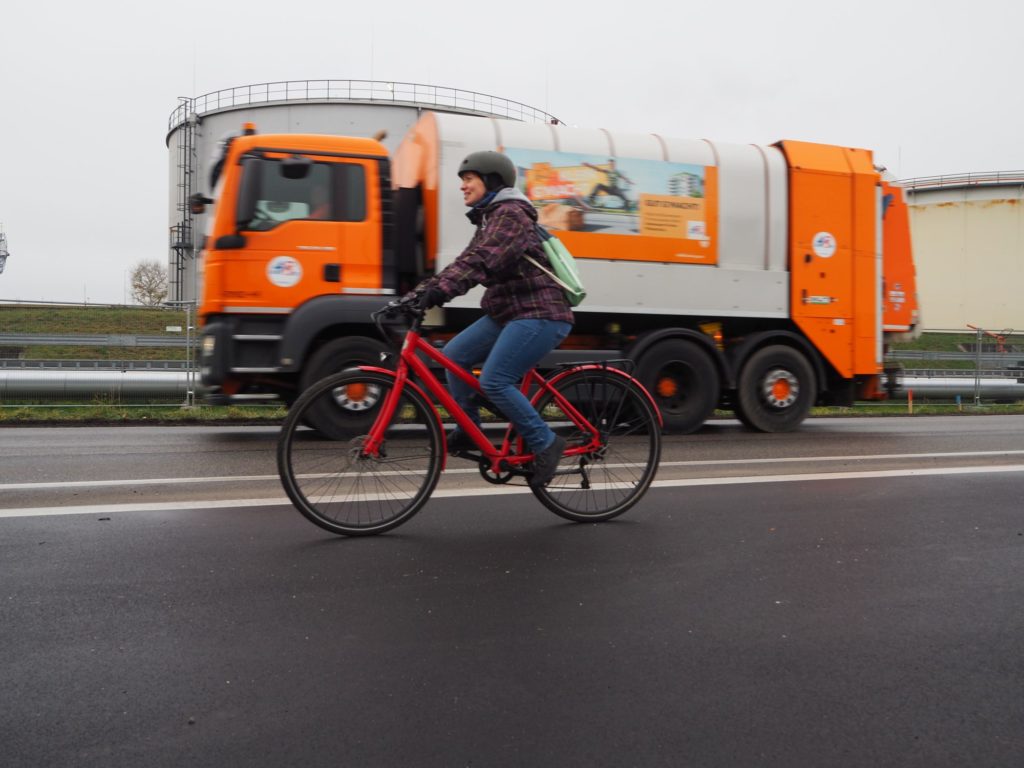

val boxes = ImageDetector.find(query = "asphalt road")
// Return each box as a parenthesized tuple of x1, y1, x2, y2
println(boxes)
(2, 416, 1023, 767)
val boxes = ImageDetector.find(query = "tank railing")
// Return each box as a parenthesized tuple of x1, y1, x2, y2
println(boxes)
(898, 170, 1024, 190)
(169, 80, 562, 131)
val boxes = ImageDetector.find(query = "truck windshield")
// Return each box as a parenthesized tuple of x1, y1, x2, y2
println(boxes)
(239, 159, 366, 231)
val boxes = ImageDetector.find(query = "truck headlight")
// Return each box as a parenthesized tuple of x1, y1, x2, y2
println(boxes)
(202, 335, 216, 357)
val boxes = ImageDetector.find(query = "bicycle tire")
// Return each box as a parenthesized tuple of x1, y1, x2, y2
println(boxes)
(277, 370, 443, 536)
(531, 370, 661, 522)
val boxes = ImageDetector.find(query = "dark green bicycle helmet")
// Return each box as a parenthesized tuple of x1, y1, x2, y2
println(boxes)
(458, 150, 517, 190)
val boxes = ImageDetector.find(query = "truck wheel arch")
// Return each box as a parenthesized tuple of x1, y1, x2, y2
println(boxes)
(278, 294, 393, 372)
(295, 336, 394, 440)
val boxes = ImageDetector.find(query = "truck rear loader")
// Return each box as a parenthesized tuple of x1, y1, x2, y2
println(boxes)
(195, 111, 919, 435)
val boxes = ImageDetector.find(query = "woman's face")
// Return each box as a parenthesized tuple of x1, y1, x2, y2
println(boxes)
(460, 172, 487, 207)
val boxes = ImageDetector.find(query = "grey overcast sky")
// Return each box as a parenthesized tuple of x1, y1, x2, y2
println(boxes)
(0, 0, 1019, 303)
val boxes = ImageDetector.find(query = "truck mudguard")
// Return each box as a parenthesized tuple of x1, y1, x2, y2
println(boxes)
(277, 294, 394, 372)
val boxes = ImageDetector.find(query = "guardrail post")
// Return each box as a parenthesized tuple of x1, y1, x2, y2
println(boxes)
(185, 303, 195, 407)
(974, 327, 983, 406)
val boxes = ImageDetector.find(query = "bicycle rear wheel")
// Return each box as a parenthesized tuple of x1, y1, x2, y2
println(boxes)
(277, 370, 443, 536)
(532, 370, 661, 522)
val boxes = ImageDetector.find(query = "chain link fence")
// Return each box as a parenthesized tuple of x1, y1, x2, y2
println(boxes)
(0, 301, 196, 406)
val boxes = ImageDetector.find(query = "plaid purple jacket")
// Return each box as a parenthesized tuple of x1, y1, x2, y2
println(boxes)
(418, 191, 574, 325)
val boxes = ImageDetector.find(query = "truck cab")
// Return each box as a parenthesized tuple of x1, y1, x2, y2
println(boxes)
(198, 129, 402, 417)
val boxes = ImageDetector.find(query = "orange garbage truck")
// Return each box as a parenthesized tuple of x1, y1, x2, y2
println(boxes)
(195, 111, 919, 435)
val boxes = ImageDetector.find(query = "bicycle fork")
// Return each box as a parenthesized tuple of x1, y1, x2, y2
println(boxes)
(360, 365, 412, 456)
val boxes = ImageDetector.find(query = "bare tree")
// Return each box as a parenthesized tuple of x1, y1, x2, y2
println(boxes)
(130, 259, 168, 306)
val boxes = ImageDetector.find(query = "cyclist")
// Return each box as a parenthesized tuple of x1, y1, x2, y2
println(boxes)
(408, 150, 574, 489)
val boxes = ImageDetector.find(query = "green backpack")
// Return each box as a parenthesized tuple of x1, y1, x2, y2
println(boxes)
(526, 224, 587, 307)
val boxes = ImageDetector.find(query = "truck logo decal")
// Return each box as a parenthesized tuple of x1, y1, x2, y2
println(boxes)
(267, 256, 303, 288)
(812, 232, 837, 258)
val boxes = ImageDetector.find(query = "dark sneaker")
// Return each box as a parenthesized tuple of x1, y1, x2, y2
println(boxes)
(529, 436, 566, 489)
(446, 429, 478, 456)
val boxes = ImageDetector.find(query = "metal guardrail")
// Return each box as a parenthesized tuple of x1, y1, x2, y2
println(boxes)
(890, 350, 1024, 364)
(168, 80, 563, 132)
(902, 369, 1024, 379)
(0, 333, 187, 348)
(898, 170, 1024, 191)
(0, 301, 197, 406)
(897, 354, 1024, 370)
(0, 359, 188, 370)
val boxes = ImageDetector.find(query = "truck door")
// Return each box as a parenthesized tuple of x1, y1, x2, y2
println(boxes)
(231, 154, 380, 309)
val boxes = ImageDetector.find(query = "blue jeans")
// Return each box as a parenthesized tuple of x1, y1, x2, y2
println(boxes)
(443, 316, 572, 452)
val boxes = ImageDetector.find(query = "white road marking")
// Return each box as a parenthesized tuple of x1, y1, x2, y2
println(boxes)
(1, 463, 1022, 519)
(3, 449, 1023, 491)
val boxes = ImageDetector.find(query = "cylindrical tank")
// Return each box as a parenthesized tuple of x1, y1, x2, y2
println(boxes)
(166, 80, 561, 303)
(402, 111, 790, 319)
(902, 172, 1024, 331)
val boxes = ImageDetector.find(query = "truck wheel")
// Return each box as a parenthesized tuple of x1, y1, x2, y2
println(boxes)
(299, 337, 392, 440)
(735, 345, 816, 432)
(636, 340, 719, 434)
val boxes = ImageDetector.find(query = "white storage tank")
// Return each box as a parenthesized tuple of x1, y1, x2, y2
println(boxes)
(902, 172, 1024, 331)
(166, 80, 560, 302)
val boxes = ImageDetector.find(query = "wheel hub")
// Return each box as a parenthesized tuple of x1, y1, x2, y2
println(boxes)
(332, 382, 382, 411)
(762, 368, 798, 408)
(656, 376, 679, 398)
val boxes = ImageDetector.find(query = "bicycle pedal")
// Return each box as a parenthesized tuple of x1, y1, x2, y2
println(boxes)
(450, 448, 484, 460)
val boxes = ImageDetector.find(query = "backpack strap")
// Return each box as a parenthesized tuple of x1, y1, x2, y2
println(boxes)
(523, 253, 573, 293)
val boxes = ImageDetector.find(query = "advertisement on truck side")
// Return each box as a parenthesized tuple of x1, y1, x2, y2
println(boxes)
(505, 148, 719, 265)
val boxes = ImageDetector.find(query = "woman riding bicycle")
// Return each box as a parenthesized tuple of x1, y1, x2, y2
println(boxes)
(408, 150, 573, 489)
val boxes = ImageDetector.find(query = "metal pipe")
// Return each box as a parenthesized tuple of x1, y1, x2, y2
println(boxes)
(0, 369, 189, 400)
(898, 376, 1024, 400)
(2, 368, 1021, 406)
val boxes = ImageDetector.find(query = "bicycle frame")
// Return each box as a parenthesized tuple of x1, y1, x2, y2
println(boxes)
(359, 323, 602, 476)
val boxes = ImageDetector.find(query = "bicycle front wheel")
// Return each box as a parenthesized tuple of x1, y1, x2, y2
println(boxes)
(277, 370, 443, 536)
(532, 370, 661, 522)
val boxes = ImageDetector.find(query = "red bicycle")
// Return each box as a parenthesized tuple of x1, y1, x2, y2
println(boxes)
(277, 298, 662, 536)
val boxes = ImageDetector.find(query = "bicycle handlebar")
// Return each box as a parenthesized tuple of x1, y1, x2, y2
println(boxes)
(371, 295, 425, 342)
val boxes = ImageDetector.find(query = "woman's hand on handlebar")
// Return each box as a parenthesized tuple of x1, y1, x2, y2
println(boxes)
(417, 286, 446, 311)
(375, 292, 422, 320)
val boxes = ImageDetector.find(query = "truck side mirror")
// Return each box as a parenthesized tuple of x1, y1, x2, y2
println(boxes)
(236, 157, 264, 230)
(281, 155, 312, 180)
(189, 192, 213, 215)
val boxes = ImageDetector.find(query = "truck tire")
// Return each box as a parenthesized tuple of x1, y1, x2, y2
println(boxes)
(735, 345, 816, 433)
(636, 340, 720, 434)
(299, 336, 392, 440)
